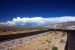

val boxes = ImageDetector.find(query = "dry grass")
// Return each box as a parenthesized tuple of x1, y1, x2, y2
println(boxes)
(0, 29, 40, 36)
(0, 27, 48, 36)
(0, 31, 67, 50)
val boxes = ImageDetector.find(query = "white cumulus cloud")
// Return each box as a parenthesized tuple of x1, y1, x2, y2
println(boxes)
(0, 16, 75, 26)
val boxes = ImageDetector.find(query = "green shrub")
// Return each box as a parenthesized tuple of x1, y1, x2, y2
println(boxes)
(52, 46, 58, 50)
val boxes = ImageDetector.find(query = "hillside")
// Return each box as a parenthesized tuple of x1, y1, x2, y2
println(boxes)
(46, 21, 75, 30)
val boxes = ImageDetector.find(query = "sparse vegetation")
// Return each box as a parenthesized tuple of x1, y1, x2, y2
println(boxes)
(55, 32, 58, 34)
(45, 48, 48, 50)
(45, 40, 51, 43)
(62, 33, 66, 36)
(0, 31, 67, 50)
(0, 27, 47, 36)
(60, 39, 65, 43)
(52, 46, 58, 50)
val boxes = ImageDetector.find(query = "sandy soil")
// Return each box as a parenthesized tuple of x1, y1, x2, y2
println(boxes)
(0, 31, 67, 50)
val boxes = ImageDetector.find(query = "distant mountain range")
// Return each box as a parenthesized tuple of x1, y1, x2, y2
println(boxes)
(0, 21, 75, 30)
(46, 21, 75, 30)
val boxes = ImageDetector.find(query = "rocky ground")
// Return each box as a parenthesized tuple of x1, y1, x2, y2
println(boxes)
(0, 31, 67, 50)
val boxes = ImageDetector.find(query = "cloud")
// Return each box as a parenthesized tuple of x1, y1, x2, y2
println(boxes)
(0, 16, 75, 26)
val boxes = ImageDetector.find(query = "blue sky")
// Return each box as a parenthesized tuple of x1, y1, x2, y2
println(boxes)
(0, 0, 75, 26)
(0, 0, 75, 22)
